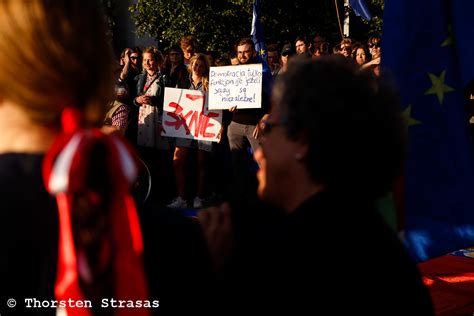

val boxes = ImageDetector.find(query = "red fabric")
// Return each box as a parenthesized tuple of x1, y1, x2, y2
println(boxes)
(43, 109, 149, 316)
(61, 107, 83, 134)
(419, 255, 474, 316)
(55, 193, 89, 316)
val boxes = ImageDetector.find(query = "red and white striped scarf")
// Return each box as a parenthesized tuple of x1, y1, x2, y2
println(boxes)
(42, 108, 149, 316)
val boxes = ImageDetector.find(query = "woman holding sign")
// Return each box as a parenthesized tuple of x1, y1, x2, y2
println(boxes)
(168, 53, 215, 209)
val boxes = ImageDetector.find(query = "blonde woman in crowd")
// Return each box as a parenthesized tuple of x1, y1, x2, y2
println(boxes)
(134, 46, 170, 150)
(168, 53, 214, 209)
(339, 38, 354, 57)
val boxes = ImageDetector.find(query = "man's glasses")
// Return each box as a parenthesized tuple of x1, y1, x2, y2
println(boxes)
(237, 50, 253, 55)
(130, 56, 139, 60)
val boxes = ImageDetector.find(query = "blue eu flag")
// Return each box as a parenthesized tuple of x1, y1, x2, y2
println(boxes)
(349, 0, 372, 21)
(251, 0, 273, 95)
(382, 1, 474, 261)
(251, 0, 267, 60)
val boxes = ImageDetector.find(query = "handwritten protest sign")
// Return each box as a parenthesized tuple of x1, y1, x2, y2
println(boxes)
(162, 88, 222, 142)
(208, 64, 262, 110)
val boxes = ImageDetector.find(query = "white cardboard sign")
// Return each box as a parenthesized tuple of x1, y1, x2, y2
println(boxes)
(162, 87, 222, 142)
(208, 64, 262, 110)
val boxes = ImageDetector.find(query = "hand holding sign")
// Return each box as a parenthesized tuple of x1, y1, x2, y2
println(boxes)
(229, 106, 238, 113)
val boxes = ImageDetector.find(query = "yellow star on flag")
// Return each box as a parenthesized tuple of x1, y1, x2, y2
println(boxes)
(402, 105, 421, 127)
(259, 48, 266, 56)
(424, 70, 454, 105)
(441, 25, 454, 47)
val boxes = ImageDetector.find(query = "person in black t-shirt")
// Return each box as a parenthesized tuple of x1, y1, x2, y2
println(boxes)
(227, 37, 272, 201)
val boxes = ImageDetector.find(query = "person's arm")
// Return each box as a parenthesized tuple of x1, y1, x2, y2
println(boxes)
(133, 75, 148, 107)
(101, 125, 121, 135)
(148, 75, 167, 108)
(134, 95, 151, 107)
(119, 53, 131, 81)
(253, 113, 270, 139)
(102, 104, 129, 135)
(216, 126, 224, 143)
(361, 56, 381, 70)
(253, 86, 271, 139)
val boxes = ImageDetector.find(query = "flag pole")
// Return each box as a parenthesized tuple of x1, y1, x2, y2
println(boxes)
(343, 0, 350, 37)
(334, 0, 344, 40)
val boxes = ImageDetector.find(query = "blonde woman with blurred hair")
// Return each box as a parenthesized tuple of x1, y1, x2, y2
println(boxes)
(0, 1, 152, 315)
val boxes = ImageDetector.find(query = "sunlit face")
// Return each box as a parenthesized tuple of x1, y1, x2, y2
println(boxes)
(295, 40, 308, 54)
(372, 46, 381, 58)
(192, 58, 206, 77)
(254, 104, 301, 204)
(182, 46, 194, 60)
(355, 48, 366, 65)
(142, 53, 157, 73)
(368, 41, 381, 57)
(341, 45, 351, 57)
(237, 43, 255, 64)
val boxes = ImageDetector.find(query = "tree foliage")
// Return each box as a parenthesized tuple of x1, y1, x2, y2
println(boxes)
(355, 0, 384, 37)
(129, 0, 249, 54)
(129, 0, 384, 55)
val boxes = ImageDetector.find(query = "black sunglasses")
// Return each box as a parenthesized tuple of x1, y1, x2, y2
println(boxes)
(369, 42, 381, 48)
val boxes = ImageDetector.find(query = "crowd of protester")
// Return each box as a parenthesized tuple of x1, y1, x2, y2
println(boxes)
(108, 33, 384, 209)
(1, 1, 434, 314)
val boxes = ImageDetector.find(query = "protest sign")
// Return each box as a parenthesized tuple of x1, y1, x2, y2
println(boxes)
(208, 64, 262, 110)
(162, 88, 222, 142)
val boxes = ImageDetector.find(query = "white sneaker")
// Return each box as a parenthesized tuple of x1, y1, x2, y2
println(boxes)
(167, 196, 187, 208)
(193, 196, 204, 209)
